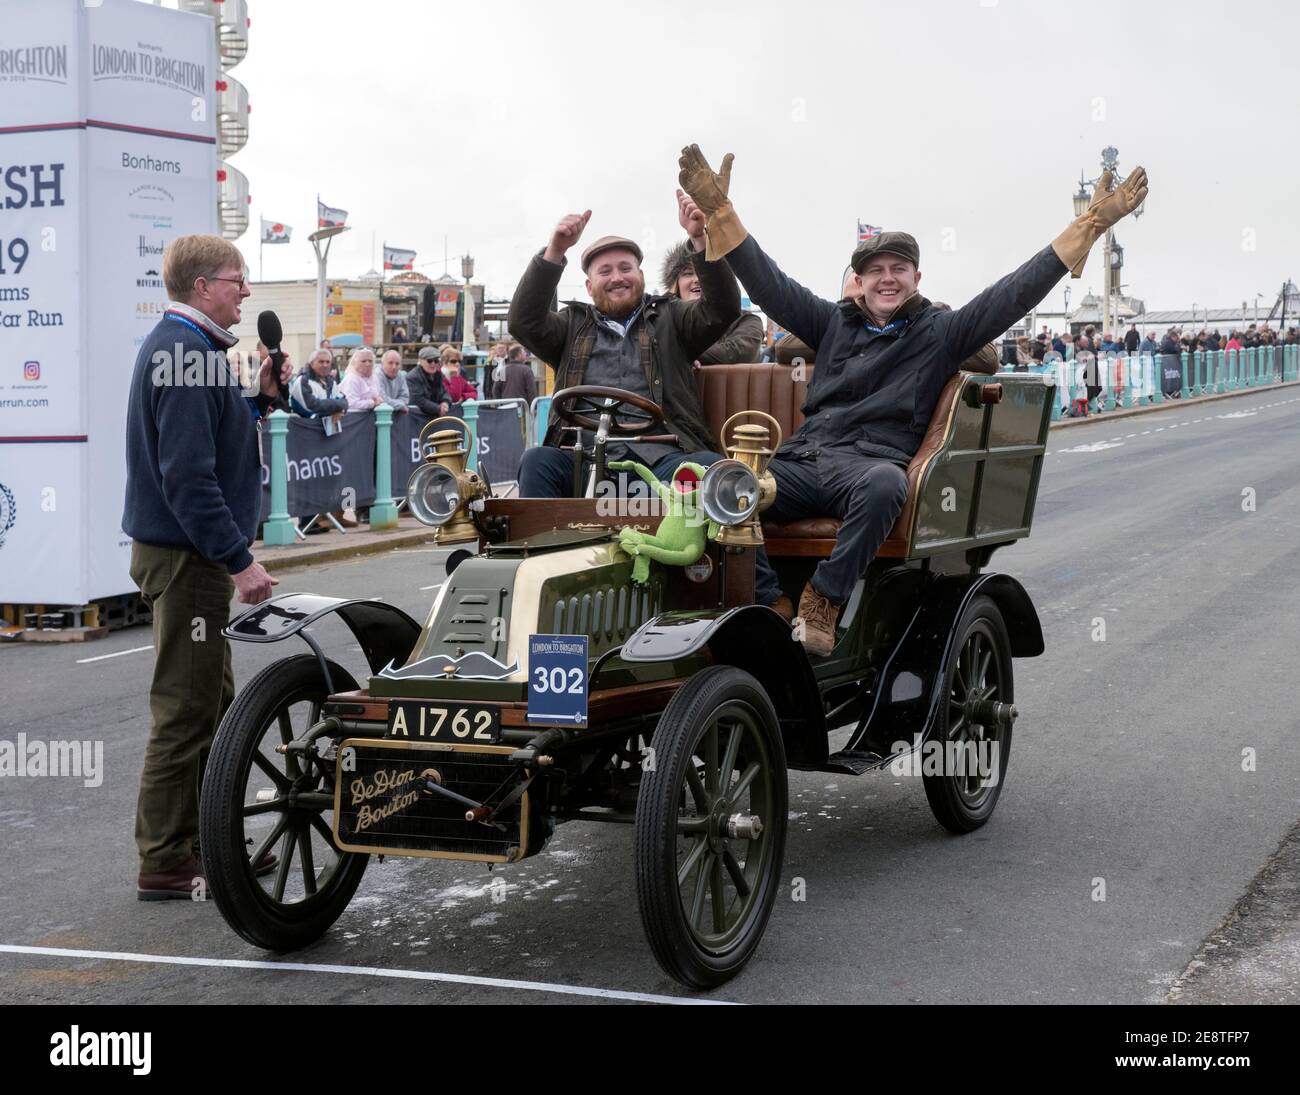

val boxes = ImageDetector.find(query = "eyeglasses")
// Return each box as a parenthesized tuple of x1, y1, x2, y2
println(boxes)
(209, 276, 249, 290)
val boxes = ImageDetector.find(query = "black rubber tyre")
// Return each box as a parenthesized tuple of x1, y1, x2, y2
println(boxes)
(200, 654, 368, 950)
(635, 666, 787, 989)
(922, 595, 1015, 834)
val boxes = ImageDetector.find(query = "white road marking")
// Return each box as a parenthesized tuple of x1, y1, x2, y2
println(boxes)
(0, 943, 733, 1005)
(76, 645, 153, 664)
(1057, 441, 1125, 453)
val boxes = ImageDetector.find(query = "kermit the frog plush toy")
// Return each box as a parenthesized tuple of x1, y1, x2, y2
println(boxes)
(607, 460, 719, 584)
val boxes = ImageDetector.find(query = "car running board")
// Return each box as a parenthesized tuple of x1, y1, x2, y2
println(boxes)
(806, 749, 890, 776)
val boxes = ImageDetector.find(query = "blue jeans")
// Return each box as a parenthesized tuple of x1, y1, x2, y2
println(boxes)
(753, 451, 909, 607)
(517, 446, 724, 498)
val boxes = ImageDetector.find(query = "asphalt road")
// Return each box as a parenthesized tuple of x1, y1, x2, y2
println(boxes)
(2, 386, 1298, 1005)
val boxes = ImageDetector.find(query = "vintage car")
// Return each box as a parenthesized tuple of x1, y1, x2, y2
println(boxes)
(200, 363, 1051, 989)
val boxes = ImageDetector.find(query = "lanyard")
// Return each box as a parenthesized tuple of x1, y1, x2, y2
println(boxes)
(164, 311, 217, 350)
(863, 315, 910, 336)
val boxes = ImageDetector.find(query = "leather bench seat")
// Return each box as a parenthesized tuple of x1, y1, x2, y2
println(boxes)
(695, 363, 964, 560)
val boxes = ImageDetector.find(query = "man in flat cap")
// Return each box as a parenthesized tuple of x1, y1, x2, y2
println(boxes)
(678, 144, 1147, 656)
(509, 198, 741, 497)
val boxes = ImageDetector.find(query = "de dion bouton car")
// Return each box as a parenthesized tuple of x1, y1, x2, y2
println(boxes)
(199, 362, 1051, 989)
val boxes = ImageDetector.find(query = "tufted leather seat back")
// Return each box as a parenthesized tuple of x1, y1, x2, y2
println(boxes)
(694, 363, 967, 559)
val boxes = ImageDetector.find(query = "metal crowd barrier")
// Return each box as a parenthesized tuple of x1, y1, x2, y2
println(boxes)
(1005, 344, 1300, 420)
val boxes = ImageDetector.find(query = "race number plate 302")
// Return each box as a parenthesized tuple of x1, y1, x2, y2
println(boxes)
(386, 701, 501, 744)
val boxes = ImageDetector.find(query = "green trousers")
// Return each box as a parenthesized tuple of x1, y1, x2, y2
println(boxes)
(130, 541, 236, 873)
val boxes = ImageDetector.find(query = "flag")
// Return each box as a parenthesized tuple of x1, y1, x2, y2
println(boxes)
(383, 244, 417, 271)
(260, 217, 291, 243)
(857, 221, 882, 243)
(318, 200, 347, 228)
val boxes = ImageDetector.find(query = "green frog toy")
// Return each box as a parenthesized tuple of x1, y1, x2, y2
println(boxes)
(607, 460, 720, 584)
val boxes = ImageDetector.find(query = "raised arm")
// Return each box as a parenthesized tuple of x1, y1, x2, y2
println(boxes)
(673, 191, 741, 359)
(935, 167, 1148, 367)
(507, 210, 591, 364)
(678, 145, 835, 348)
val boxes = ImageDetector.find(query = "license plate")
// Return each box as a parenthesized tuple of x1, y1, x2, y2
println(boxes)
(386, 701, 501, 744)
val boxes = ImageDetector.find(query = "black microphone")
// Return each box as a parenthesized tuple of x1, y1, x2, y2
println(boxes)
(256, 309, 290, 406)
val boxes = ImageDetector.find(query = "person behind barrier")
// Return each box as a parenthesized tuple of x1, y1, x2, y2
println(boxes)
(508, 194, 741, 498)
(377, 348, 411, 413)
(407, 345, 451, 418)
(339, 347, 384, 411)
(678, 142, 1146, 656)
(495, 343, 538, 404)
(122, 233, 292, 900)
(290, 348, 349, 418)
(439, 346, 479, 404)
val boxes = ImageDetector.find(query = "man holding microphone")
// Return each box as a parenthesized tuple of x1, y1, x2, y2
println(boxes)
(123, 234, 291, 900)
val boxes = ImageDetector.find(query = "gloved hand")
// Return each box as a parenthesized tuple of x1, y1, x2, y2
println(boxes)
(1054, 167, 1149, 277)
(678, 144, 748, 260)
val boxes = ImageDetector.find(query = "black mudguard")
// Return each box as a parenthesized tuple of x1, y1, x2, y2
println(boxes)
(845, 572, 1042, 759)
(621, 606, 827, 767)
(224, 593, 422, 679)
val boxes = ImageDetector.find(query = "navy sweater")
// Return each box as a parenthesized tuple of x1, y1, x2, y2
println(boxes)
(122, 307, 270, 574)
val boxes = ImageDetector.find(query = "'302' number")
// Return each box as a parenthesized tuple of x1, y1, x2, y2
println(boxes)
(532, 667, 584, 694)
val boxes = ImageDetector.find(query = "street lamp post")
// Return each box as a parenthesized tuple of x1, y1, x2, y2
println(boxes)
(309, 224, 348, 350)
(460, 253, 476, 354)
(1072, 148, 1144, 351)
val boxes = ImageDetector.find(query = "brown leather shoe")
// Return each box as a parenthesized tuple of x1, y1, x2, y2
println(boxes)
(769, 595, 795, 624)
(137, 855, 207, 902)
(796, 583, 840, 658)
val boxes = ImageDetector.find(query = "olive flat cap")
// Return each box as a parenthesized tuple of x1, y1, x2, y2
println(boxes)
(580, 234, 643, 273)
(850, 230, 920, 273)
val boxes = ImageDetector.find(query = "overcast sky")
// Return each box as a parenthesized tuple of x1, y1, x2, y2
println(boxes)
(207, 0, 1299, 317)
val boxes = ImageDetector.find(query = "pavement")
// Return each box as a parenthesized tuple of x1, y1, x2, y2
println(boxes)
(1, 383, 1298, 1005)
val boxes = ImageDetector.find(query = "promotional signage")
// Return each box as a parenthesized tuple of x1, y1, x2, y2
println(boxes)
(527, 634, 589, 726)
(0, 0, 218, 605)
(259, 410, 434, 521)
(474, 402, 526, 486)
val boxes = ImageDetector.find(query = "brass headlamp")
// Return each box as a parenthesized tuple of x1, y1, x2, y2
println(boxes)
(701, 411, 781, 547)
(406, 417, 487, 544)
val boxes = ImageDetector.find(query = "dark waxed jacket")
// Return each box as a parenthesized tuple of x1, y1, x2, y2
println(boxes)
(508, 248, 741, 452)
(725, 235, 1068, 463)
(698, 312, 765, 365)
(405, 364, 448, 417)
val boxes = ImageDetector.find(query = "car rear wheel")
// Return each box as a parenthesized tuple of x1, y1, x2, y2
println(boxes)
(634, 666, 787, 989)
(922, 595, 1014, 834)
(200, 654, 368, 950)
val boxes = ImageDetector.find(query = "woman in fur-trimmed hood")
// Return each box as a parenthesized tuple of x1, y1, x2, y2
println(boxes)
(662, 240, 764, 365)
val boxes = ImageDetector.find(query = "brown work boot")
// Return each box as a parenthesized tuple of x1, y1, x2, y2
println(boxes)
(137, 855, 207, 902)
(796, 583, 840, 658)
(769, 595, 794, 624)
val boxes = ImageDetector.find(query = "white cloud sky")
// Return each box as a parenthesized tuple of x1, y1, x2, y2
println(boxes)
(216, 0, 1299, 319)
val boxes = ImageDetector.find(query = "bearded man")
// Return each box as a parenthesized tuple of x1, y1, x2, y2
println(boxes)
(509, 198, 741, 497)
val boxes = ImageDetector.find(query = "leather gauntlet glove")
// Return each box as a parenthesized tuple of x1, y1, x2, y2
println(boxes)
(1053, 166, 1148, 277)
(678, 144, 747, 261)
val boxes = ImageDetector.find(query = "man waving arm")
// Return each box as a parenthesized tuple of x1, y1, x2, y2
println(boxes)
(678, 144, 836, 350)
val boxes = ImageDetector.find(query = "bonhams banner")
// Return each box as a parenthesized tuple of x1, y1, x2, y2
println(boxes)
(260, 410, 446, 521)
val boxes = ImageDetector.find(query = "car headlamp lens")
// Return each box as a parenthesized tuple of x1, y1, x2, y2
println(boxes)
(407, 463, 461, 527)
(700, 459, 760, 526)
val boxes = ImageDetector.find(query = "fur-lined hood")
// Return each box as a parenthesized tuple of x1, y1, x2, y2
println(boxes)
(660, 239, 697, 297)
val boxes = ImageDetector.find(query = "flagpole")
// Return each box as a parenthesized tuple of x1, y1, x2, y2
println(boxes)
(259, 217, 263, 282)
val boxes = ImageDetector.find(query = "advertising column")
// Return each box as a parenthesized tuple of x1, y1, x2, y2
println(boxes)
(0, 0, 217, 607)
(83, 0, 218, 599)
(0, 1, 85, 603)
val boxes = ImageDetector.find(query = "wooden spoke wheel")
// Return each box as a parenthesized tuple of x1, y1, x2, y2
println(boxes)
(922, 595, 1015, 834)
(635, 666, 787, 989)
(200, 654, 368, 950)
